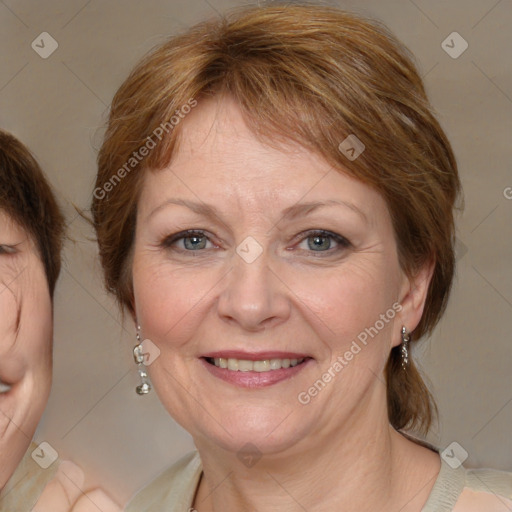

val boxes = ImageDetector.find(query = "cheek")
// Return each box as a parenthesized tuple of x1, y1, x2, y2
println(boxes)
(132, 244, 402, 358)
(0, 261, 25, 333)
(26, 295, 53, 367)
(133, 259, 214, 347)
(314, 258, 397, 316)
(304, 260, 400, 358)
(0, 282, 19, 341)
(17, 265, 53, 375)
(0, 275, 24, 382)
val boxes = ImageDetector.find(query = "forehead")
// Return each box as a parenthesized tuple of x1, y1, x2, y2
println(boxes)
(0, 210, 27, 237)
(138, 95, 387, 223)
(170, 95, 323, 181)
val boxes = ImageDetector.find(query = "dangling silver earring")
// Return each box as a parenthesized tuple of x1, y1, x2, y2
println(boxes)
(401, 326, 410, 371)
(133, 324, 152, 395)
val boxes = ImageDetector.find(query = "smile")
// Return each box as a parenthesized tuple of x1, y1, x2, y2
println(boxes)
(201, 353, 313, 388)
(206, 357, 305, 371)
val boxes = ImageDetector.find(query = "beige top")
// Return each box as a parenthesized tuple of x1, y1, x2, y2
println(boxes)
(0, 441, 60, 511)
(126, 450, 512, 512)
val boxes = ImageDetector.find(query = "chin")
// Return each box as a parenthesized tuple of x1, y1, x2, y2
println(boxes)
(187, 405, 310, 457)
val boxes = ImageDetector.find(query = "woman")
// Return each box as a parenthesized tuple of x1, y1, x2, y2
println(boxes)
(0, 130, 120, 511)
(92, 4, 512, 511)
(0, 129, 65, 505)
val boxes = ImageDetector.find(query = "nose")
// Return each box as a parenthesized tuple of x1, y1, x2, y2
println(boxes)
(216, 243, 291, 332)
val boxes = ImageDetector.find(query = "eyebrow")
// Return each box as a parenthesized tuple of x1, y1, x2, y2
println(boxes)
(146, 198, 368, 224)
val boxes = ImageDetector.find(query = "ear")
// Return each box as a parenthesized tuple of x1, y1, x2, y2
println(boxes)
(124, 291, 138, 327)
(128, 307, 137, 326)
(393, 257, 435, 347)
(127, 300, 137, 326)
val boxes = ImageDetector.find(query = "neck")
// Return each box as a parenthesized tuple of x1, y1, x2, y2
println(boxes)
(192, 387, 439, 512)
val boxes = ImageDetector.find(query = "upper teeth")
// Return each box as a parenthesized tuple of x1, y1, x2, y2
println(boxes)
(212, 358, 305, 372)
(0, 381, 12, 394)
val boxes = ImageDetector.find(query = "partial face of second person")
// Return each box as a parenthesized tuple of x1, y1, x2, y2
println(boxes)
(132, 95, 427, 457)
(0, 211, 52, 488)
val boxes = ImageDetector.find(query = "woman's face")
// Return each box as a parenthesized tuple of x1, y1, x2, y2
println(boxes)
(0, 211, 52, 488)
(132, 96, 425, 456)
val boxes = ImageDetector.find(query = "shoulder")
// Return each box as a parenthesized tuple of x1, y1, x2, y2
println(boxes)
(423, 457, 512, 512)
(125, 450, 202, 512)
(452, 466, 512, 512)
(0, 441, 60, 511)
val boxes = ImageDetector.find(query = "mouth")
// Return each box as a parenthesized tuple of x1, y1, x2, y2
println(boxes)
(204, 356, 307, 371)
(200, 352, 313, 388)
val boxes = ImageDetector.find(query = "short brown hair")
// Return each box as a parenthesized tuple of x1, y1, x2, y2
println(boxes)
(0, 129, 65, 298)
(93, 4, 462, 435)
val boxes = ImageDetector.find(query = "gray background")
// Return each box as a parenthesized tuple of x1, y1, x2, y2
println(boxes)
(1, 0, 511, 506)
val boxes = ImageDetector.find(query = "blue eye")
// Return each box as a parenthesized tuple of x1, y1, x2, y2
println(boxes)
(162, 230, 212, 251)
(180, 232, 209, 251)
(297, 230, 351, 254)
(161, 229, 350, 256)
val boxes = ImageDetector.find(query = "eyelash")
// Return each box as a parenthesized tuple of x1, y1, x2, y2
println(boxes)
(160, 229, 351, 256)
(0, 245, 17, 255)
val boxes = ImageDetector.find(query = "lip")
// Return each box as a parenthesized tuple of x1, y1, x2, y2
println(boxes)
(201, 351, 312, 361)
(200, 356, 314, 388)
